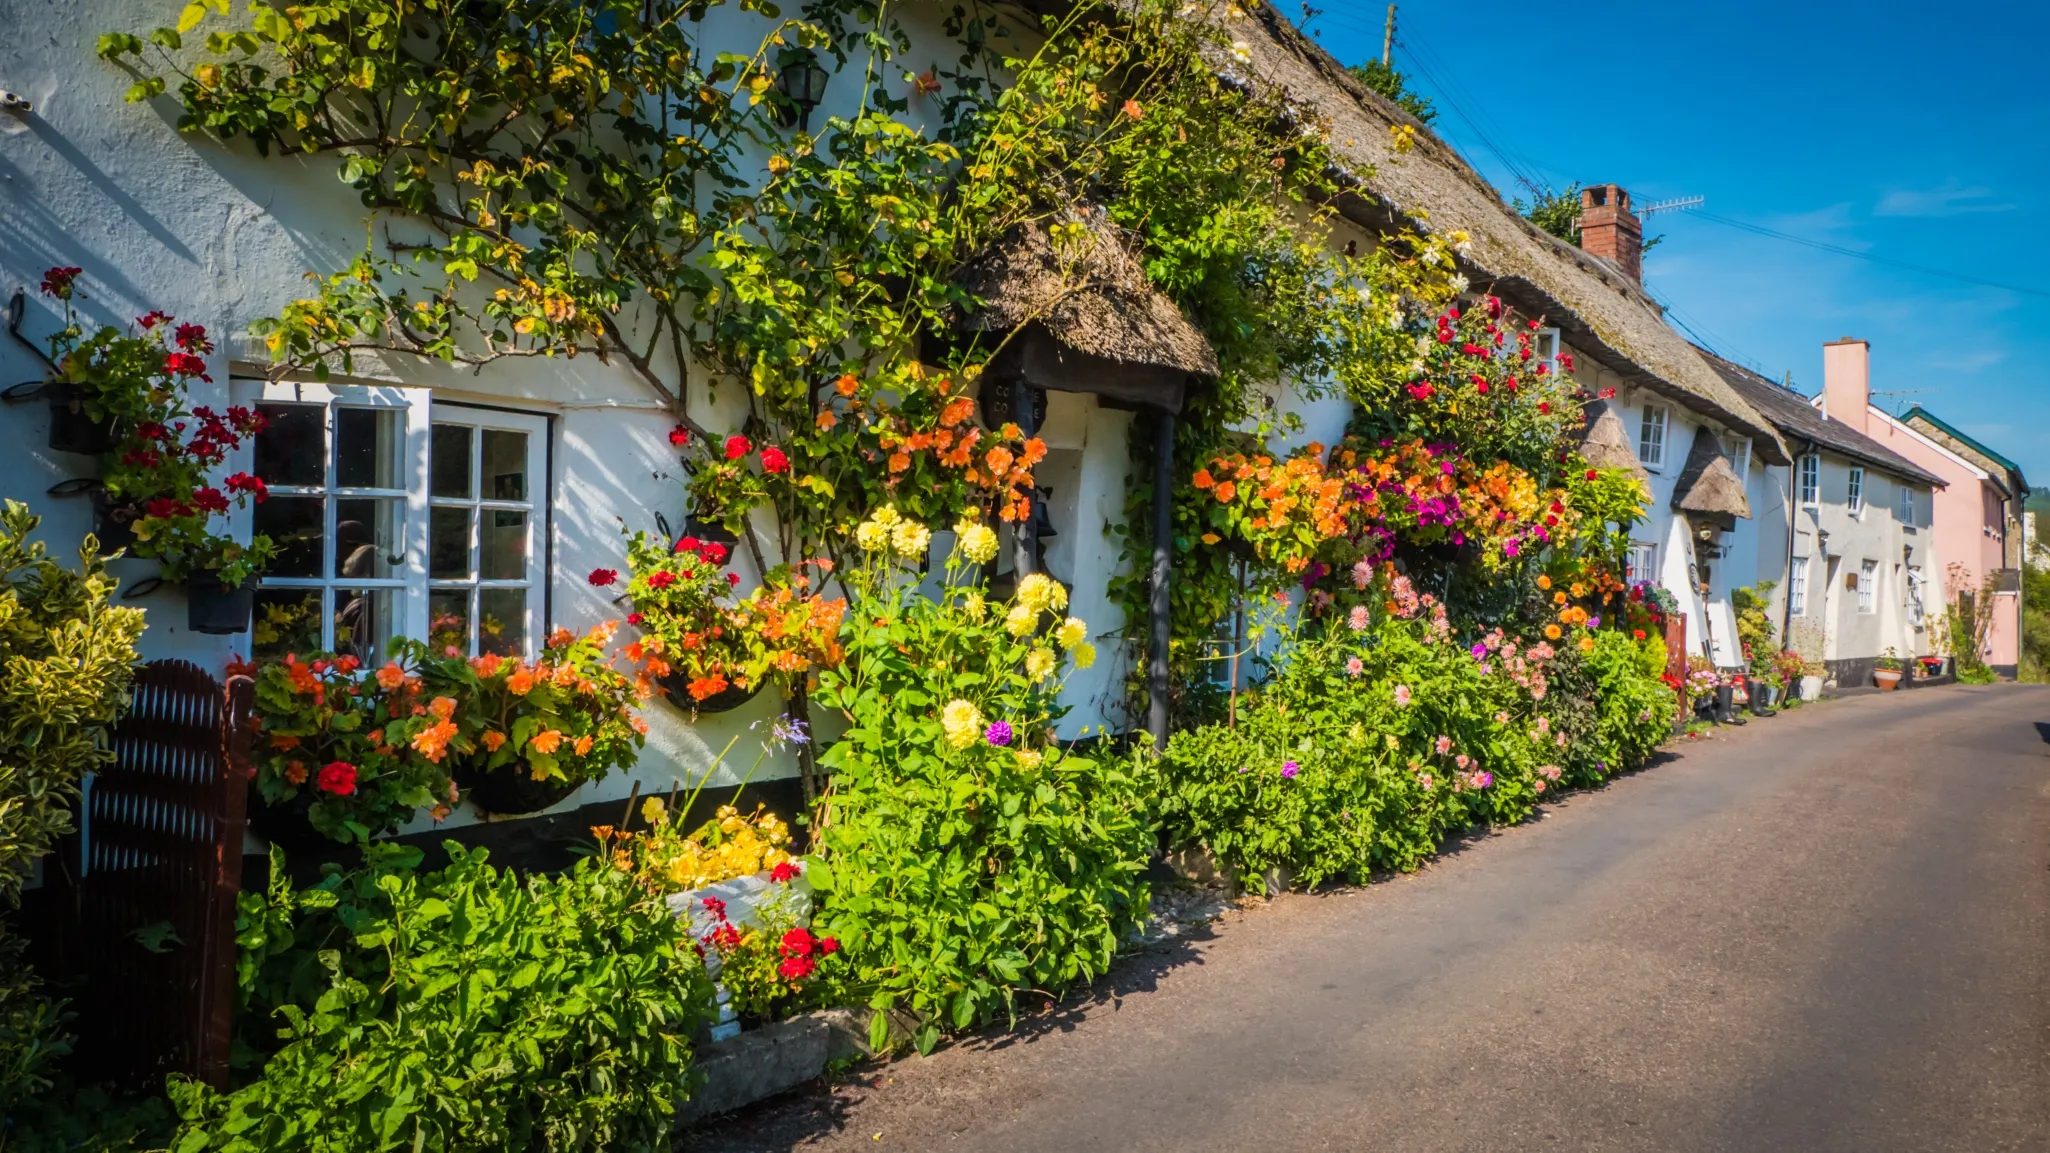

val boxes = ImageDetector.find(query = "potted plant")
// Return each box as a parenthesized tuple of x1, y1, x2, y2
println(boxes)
(1873, 648, 1904, 691)
(244, 652, 459, 849)
(610, 528, 760, 712)
(405, 623, 648, 815)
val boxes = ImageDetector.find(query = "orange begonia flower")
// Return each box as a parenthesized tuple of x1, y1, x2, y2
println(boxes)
(1192, 469, 1216, 490)
(507, 670, 537, 695)
(888, 452, 911, 473)
(529, 729, 564, 754)
(1214, 481, 1237, 502)
(482, 730, 508, 751)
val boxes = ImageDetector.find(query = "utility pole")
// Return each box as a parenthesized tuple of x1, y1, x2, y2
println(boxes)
(1382, 4, 1396, 67)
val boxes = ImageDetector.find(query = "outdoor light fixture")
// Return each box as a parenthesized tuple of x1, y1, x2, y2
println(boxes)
(774, 51, 829, 131)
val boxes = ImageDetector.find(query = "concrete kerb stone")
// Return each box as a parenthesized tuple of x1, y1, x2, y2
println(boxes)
(676, 1007, 924, 1125)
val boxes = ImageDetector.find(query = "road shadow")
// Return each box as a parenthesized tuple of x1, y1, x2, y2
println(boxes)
(2035, 721, 2050, 746)
(674, 915, 1221, 1151)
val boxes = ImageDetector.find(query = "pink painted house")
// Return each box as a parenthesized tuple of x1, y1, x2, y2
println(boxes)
(1825, 339, 2031, 676)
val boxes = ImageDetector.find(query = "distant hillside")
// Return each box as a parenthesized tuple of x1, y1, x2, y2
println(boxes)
(2029, 490, 2050, 516)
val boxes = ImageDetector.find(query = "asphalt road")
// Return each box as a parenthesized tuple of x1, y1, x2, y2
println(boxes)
(684, 685, 2050, 1152)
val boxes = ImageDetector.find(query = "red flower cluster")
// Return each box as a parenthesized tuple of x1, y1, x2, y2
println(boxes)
(668, 425, 689, 447)
(315, 760, 358, 796)
(776, 926, 839, 980)
(724, 435, 752, 460)
(760, 446, 789, 474)
(40, 266, 82, 299)
(769, 860, 801, 883)
(588, 568, 619, 587)
(673, 537, 728, 564)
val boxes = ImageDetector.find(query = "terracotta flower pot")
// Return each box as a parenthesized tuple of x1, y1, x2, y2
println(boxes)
(1873, 668, 1902, 691)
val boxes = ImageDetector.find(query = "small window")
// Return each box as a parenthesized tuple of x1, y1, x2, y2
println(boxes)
(240, 382, 550, 661)
(1638, 405, 1669, 470)
(1626, 541, 1658, 585)
(1789, 556, 1808, 615)
(1799, 454, 1820, 506)
(1907, 565, 1925, 624)
(1531, 328, 1561, 377)
(1719, 435, 1751, 477)
(1897, 484, 1915, 526)
(1847, 467, 1864, 514)
(1858, 558, 1877, 613)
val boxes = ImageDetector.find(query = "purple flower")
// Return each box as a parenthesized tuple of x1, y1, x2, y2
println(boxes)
(984, 720, 1014, 747)
(1587, 615, 1601, 628)
(1281, 761, 1300, 779)
(1470, 642, 1488, 660)
(1474, 770, 1493, 789)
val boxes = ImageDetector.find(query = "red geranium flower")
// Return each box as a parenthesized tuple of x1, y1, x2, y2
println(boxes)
(726, 573, 740, 586)
(675, 536, 702, 555)
(137, 310, 171, 329)
(701, 896, 728, 919)
(223, 472, 268, 502)
(780, 927, 817, 958)
(723, 435, 751, 460)
(819, 936, 840, 955)
(778, 955, 818, 981)
(144, 497, 189, 519)
(191, 487, 229, 514)
(173, 322, 213, 354)
(40, 267, 82, 299)
(760, 446, 790, 474)
(315, 761, 358, 796)
(626, 612, 644, 626)
(668, 425, 689, 446)
(162, 352, 212, 382)
(770, 860, 801, 883)
(588, 568, 618, 586)
(647, 571, 677, 589)
(701, 542, 728, 564)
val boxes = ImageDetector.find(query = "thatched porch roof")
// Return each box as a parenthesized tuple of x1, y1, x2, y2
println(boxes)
(1671, 425, 1752, 519)
(1577, 399, 1652, 485)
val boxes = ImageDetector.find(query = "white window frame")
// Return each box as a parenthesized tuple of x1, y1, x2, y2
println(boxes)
(1531, 327, 1561, 377)
(1847, 466, 1865, 515)
(1638, 404, 1669, 471)
(1789, 555, 1809, 615)
(1626, 541, 1658, 585)
(1799, 454, 1820, 507)
(1720, 435, 1751, 477)
(427, 406, 552, 658)
(1858, 558, 1878, 613)
(230, 382, 550, 658)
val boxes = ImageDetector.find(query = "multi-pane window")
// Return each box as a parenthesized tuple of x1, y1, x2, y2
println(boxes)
(1531, 328, 1561, 377)
(1847, 466, 1864, 514)
(1799, 454, 1820, 506)
(1897, 484, 1915, 526)
(1638, 405, 1668, 470)
(1858, 559, 1878, 612)
(1719, 435, 1751, 477)
(427, 410, 550, 658)
(1789, 556, 1808, 615)
(1626, 541, 1658, 585)
(236, 382, 549, 662)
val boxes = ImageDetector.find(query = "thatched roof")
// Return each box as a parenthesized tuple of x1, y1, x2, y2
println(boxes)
(1578, 399, 1652, 484)
(1697, 347, 1945, 489)
(955, 209, 1219, 378)
(1671, 425, 1752, 519)
(1189, 5, 1790, 466)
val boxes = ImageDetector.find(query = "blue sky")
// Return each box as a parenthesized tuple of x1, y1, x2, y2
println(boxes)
(1304, 0, 2048, 486)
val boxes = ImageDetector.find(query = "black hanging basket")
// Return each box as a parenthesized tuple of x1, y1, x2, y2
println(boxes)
(89, 486, 140, 554)
(187, 576, 255, 635)
(454, 760, 581, 816)
(244, 784, 350, 861)
(46, 383, 119, 455)
(657, 670, 764, 716)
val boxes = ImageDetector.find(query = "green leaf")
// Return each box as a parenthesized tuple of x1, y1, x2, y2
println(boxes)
(801, 854, 834, 891)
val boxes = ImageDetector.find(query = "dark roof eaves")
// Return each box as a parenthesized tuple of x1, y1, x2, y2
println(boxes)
(1901, 406, 2030, 496)
(1695, 347, 1947, 489)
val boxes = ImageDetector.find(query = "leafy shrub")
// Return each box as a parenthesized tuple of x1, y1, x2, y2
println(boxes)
(169, 844, 710, 1153)
(1160, 579, 1672, 892)
(809, 514, 1153, 1052)
(0, 501, 143, 1120)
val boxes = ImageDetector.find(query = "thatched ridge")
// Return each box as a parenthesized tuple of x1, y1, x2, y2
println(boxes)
(1193, 5, 1791, 466)
(1578, 399, 1652, 485)
(1671, 425, 1752, 519)
(955, 209, 1219, 378)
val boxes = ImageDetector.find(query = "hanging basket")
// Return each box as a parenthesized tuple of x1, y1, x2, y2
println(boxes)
(657, 670, 764, 716)
(88, 486, 141, 553)
(187, 576, 255, 635)
(244, 784, 349, 861)
(46, 383, 119, 455)
(453, 760, 581, 816)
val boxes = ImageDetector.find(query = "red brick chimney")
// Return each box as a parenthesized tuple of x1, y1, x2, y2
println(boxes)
(1578, 184, 1643, 284)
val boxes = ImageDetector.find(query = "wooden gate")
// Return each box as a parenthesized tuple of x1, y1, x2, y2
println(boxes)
(58, 660, 251, 1090)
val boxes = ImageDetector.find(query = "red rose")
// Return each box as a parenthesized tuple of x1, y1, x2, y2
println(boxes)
(770, 860, 802, 883)
(724, 435, 751, 460)
(315, 761, 358, 796)
(647, 571, 677, 589)
(702, 542, 728, 564)
(668, 425, 689, 446)
(780, 927, 817, 957)
(760, 446, 790, 474)
(778, 955, 817, 981)
(588, 568, 619, 586)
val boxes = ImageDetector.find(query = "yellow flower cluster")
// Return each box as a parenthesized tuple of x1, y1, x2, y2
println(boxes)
(853, 506, 930, 561)
(605, 802, 794, 894)
(941, 698, 984, 749)
(954, 517, 999, 565)
(1016, 573, 1067, 614)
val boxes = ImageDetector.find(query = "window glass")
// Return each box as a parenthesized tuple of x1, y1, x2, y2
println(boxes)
(1789, 557, 1808, 615)
(1626, 542, 1658, 585)
(254, 403, 324, 487)
(1858, 559, 1878, 612)
(1638, 406, 1667, 469)
(1799, 455, 1820, 505)
(1848, 467, 1865, 512)
(335, 407, 403, 489)
(428, 412, 545, 658)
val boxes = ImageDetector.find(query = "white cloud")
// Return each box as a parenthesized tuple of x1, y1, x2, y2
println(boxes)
(1873, 179, 2015, 218)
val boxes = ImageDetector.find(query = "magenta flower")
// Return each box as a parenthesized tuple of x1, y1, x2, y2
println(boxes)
(1281, 761, 1299, 779)
(984, 720, 1014, 747)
